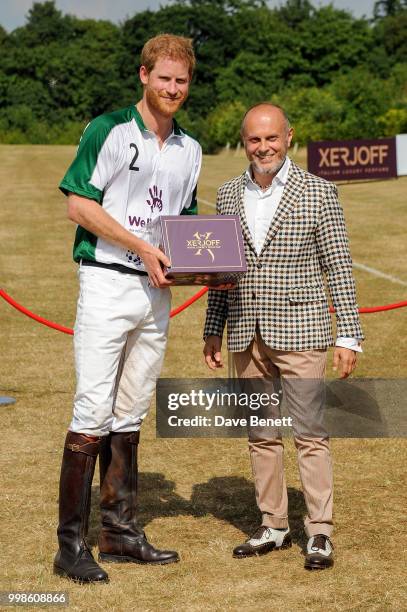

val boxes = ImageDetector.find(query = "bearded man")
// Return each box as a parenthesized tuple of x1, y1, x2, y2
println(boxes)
(203, 103, 363, 570)
(54, 34, 202, 583)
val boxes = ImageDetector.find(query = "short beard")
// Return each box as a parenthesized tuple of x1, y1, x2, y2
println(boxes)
(145, 86, 186, 118)
(251, 156, 285, 176)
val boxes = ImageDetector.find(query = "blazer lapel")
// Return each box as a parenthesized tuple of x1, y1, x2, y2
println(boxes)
(234, 172, 257, 253)
(259, 161, 305, 254)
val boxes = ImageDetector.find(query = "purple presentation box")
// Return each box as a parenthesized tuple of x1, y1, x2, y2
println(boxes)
(152, 215, 247, 286)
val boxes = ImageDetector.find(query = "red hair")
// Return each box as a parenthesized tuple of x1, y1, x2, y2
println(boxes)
(141, 34, 196, 78)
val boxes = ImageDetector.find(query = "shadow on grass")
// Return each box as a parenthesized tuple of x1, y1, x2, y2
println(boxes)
(190, 477, 307, 548)
(87, 473, 307, 549)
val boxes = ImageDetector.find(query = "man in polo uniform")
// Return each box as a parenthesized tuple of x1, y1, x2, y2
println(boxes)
(54, 34, 201, 583)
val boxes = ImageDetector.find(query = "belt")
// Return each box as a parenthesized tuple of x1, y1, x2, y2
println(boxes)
(81, 259, 148, 276)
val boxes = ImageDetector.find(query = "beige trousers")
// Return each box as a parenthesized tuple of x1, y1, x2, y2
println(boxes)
(233, 332, 333, 537)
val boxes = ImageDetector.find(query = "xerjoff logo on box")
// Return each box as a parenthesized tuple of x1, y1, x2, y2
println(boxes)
(186, 232, 222, 262)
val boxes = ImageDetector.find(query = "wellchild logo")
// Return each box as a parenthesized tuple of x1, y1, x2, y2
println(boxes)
(186, 232, 221, 262)
(128, 215, 151, 228)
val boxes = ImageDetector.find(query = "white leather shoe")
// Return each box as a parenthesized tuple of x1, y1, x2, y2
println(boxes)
(233, 525, 292, 558)
(304, 534, 334, 570)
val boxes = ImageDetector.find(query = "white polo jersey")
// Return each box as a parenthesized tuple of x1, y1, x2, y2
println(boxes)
(60, 105, 202, 270)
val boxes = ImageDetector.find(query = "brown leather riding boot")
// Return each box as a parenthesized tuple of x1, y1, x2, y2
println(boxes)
(98, 432, 179, 565)
(54, 432, 109, 583)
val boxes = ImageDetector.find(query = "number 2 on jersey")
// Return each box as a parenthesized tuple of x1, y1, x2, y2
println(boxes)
(129, 143, 140, 171)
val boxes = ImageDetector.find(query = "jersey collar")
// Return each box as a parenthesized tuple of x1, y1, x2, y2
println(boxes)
(131, 106, 184, 138)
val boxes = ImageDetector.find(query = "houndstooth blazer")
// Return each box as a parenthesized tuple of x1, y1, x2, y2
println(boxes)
(203, 160, 364, 352)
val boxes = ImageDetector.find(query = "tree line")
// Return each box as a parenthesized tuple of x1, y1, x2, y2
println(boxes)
(0, 0, 406, 151)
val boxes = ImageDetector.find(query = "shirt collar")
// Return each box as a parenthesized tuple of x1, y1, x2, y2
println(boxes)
(245, 156, 291, 189)
(132, 106, 184, 139)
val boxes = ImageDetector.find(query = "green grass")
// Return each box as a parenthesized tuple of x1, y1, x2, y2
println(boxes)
(0, 145, 406, 611)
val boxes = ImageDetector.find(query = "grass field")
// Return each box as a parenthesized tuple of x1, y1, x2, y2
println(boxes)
(1, 145, 406, 611)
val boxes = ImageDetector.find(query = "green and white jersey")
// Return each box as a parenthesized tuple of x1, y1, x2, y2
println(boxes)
(60, 105, 202, 270)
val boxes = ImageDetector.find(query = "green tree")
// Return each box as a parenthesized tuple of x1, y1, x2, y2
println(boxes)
(19, 1, 74, 45)
(297, 6, 374, 85)
(274, 87, 343, 144)
(0, 24, 7, 45)
(207, 101, 246, 149)
(0, 0, 405, 148)
(276, 0, 314, 27)
(215, 52, 279, 105)
(327, 69, 396, 139)
(374, 0, 407, 18)
(373, 12, 407, 63)
(377, 108, 407, 134)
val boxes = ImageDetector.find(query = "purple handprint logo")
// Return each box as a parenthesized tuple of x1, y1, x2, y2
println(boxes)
(146, 185, 163, 213)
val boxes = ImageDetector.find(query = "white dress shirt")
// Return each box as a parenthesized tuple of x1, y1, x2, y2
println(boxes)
(244, 157, 362, 353)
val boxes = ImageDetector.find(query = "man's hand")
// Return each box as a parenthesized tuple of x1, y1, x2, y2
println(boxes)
(137, 242, 172, 288)
(333, 347, 357, 379)
(203, 335, 223, 370)
(66, 194, 172, 288)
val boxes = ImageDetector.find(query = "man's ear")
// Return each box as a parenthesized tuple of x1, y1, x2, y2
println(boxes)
(139, 65, 149, 86)
(287, 127, 294, 147)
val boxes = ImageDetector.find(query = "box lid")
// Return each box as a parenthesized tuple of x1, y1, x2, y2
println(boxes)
(159, 215, 247, 273)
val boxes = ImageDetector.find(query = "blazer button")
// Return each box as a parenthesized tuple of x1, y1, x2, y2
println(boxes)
(256, 263, 262, 269)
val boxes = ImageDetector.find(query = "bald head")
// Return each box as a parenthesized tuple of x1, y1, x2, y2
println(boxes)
(241, 103, 291, 138)
(241, 103, 293, 179)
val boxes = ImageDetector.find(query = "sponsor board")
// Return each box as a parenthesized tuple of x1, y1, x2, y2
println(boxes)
(307, 137, 397, 181)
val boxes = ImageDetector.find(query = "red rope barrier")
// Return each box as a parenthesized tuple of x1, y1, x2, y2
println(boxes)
(1, 287, 406, 336)
(356, 301, 407, 313)
(0, 286, 209, 336)
(1, 288, 74, 335)
(169, 286, 208, 316)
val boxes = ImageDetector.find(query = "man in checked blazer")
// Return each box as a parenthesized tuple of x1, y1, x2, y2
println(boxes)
(203, 103, 363, 570)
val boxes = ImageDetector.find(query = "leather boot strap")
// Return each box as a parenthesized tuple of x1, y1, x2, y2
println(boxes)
(65, 432, 101, 457)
